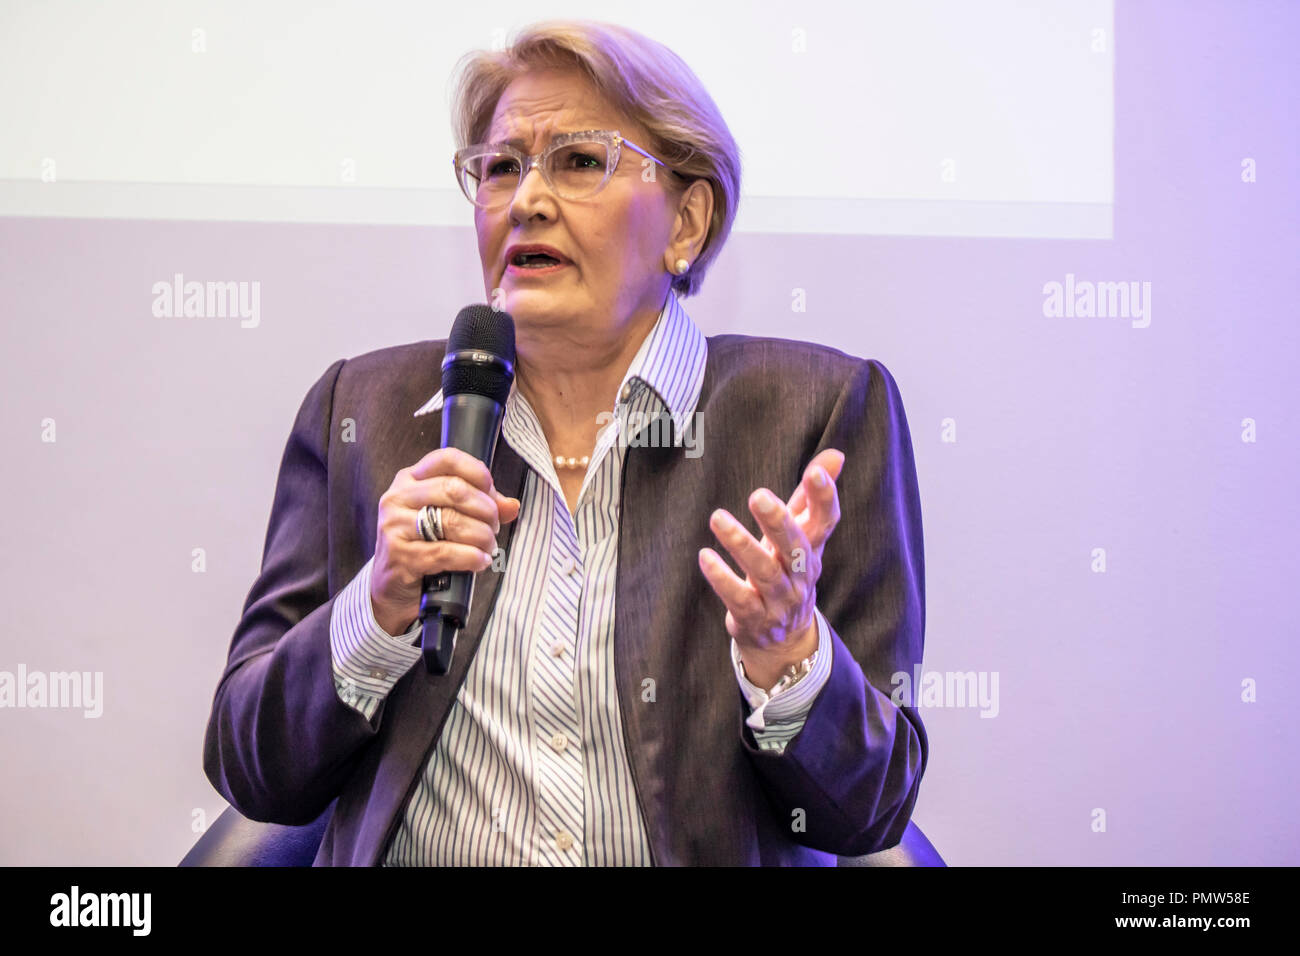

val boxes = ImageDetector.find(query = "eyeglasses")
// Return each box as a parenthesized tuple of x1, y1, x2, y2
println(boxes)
(453, 129, 674, 209)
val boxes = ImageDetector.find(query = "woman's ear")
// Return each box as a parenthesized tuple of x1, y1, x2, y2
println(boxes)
(665, 179, 713, 271)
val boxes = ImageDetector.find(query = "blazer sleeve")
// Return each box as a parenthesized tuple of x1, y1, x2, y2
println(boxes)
(203, 358, 388, 824)
(741, 357, 929, 857)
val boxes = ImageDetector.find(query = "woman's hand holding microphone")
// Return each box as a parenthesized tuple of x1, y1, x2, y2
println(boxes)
(370, 447, 521, 637)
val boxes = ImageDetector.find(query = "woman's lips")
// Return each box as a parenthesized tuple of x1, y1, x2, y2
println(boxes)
(505, 260, 570, 277)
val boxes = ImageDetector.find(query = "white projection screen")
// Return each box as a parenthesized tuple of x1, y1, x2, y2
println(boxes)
(0, 0, 1114, 238)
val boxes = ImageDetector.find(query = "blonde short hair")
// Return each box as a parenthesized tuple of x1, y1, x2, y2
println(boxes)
(450, 20, 741, 298)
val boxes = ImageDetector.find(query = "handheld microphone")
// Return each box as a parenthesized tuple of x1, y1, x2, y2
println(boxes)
(420, 304, 516, 675)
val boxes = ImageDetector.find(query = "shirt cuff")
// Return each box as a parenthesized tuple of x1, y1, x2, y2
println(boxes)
(731, 606, 832, 737)
(330, 557, 423, 719)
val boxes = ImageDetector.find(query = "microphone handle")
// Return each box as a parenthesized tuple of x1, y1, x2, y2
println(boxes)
(420, 392, 506, 674)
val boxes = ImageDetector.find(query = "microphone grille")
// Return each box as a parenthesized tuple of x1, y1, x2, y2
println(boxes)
(442, 305, 516, 404)
(447, 304, 516, 359)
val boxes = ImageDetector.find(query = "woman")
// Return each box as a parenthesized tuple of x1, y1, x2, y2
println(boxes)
(204, 19, 928, 866)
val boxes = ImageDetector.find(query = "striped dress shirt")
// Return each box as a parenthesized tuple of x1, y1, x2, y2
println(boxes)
(327, 291, 833, 865)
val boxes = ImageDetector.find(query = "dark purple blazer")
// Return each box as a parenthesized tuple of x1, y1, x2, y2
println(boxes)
(203, 333, 929, 865)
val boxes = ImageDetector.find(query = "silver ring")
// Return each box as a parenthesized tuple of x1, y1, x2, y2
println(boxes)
(417, 504, 445, 542)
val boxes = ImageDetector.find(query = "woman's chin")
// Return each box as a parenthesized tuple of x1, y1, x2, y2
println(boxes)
(498, 287, 576, 324)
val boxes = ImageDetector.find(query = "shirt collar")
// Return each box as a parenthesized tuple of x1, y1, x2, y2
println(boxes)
(412, 291, 707, 424)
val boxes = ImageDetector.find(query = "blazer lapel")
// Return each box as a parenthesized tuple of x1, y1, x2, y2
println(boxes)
(613, 441, 707, 865)
(353, 431, 528, 865)
(613, 390, 756, 866)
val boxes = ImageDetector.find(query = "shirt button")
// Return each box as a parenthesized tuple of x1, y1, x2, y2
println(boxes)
(368, 668, 387, 680)
(558, 555, 576, 576)
(550, 732, 568, 752)
(555, 830, 574, 851)
(549, 641, 565, 658)
(619, 383, 633, 402)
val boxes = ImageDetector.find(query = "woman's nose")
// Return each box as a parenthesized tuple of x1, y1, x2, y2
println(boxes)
(509, 165, 553, 222)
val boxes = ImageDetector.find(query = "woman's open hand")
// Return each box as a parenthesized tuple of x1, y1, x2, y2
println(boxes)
(698, 448, 845, 689)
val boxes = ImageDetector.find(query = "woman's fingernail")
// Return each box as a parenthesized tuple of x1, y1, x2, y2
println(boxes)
(814, 467, 828, 487)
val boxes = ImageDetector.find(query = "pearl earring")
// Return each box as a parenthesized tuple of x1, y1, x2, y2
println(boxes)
(673, 258, 690, 275)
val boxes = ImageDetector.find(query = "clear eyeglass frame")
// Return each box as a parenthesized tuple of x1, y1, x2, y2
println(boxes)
(452, 129, 675, 209)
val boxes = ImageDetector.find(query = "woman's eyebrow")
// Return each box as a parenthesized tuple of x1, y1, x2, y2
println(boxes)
(492, 128, 598, 149)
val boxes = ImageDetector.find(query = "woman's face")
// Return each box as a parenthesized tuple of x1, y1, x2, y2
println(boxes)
(473, 68, 682, 348)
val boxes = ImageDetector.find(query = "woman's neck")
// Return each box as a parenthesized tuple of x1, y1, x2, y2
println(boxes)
(514, 306, 659, 463)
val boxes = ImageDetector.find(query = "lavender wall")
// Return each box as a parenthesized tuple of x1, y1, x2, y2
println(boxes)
(1, 1, 1296, 864)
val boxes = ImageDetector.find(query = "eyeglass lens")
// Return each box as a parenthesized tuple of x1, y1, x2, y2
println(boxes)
(461, 140, 611, 205)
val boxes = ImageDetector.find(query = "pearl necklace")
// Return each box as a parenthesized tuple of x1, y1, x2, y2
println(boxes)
(554, 455, 590, 470)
